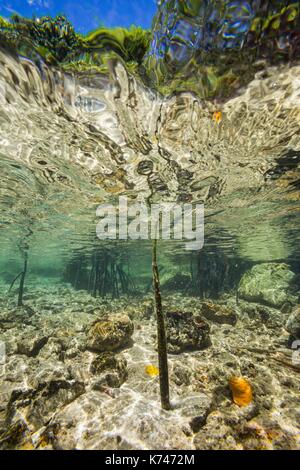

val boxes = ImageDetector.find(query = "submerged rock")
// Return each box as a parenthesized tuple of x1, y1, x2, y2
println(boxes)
(285, 306, 300, 340)
(194, 411, 299, 451)
(161, 272, 191, 292)
(238, 263, 297, 308)
(6, 367, 85, 432)
(46, 389, 197, 450)
(1, 284, 299, 450)
(0, 419, 33, 450)
(194, 411, 236, 450)
(179, 394, 212, 433)
(171, 363, 192, 387)
(238, 300, 283, 327)
(90, 352, 127, 388)
(16, 334, 49, 357)
(166, 311, 211, 354)
(86, 315, 134, 352)
(200, 301, 237, 325)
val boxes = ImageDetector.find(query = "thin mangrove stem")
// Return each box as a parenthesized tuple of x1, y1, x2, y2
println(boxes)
(17, 255, 28, 307)
(7, 271, 23, 293)
(152, 238, 171, 411)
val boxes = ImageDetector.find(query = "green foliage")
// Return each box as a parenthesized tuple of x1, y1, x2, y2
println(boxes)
(0, 16, 11, 28)
(10, 14, 80, 62)
(124, 26, 151, 63)
(0, 14, 151, 68)
(0, 16, 18, 50)
(82, 25, 150, 64)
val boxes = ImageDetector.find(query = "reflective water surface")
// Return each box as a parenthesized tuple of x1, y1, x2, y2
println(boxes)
(0, 0, 299, 451)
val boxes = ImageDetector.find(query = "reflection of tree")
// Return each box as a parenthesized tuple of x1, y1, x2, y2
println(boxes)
(10, 14, 79, 62)
(0, 15, 151, 66)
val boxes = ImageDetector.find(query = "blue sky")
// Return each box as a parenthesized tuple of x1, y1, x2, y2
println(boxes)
(0, 0, 157, 33)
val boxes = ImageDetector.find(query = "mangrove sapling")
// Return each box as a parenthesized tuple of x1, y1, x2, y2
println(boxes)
(17, 252, 28, 307)
(7, 219, 33, 307)
(8, 251, 28, 306)
(8, 271, 23, 293)
(152, 238, 171, 410)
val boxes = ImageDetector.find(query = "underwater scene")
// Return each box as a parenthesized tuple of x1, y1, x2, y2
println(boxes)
(0, 0, 300, 452)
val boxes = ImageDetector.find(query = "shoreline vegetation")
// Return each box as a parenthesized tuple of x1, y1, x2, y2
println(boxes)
(0, 14, 151, 75)
(1, 3, 299, 100)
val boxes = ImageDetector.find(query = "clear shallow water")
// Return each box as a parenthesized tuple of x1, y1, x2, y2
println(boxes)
(0, 0, 299, 451)
(0, 55, 299, 280)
